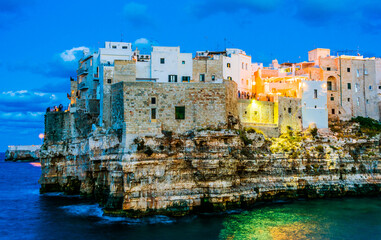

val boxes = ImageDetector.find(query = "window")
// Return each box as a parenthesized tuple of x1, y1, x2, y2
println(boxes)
(122, 46, 128, 49)
(246, 63, 248, 70)
(227, 63, 231, 68)
(288, 108, 292, 114)
(175, 106, 185, 120)
(366, 99, 369, 104)
(151, 108, 156, 120)
(357, 97, 360, 106)
(199, 74, 205, 82)
(246, 80, 249, 86)
(327, 81, 332, 91)
(347, 83, 351, 89)
(356, 69, 360, 77)
(332, 109, 335, 114)
(107, 79, 112, 84)
(327, 67, 331, 71)
(379, 86, 381, 90)
(182, 61, 185, 64)
(330, 96, 334, 101)
(182, 76, 190, 82)
(364, 69, 368, 75)
(227, 76, 232, 80)
(242, 63, 244, 69)
(348, 98, 350, 102)
(355, 83, 359, 92)
(347, 68, 350, 72)
(112, 45, 116, 49)
(160, 58, 165, 64)
(369, 85, 372, 90)
(314, 89, 318, 99)
(168, 75, 177, 82)
(151, 97, 156, 105)
(211, 75, 215, 81)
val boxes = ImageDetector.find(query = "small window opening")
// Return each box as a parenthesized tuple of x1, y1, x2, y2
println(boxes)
(175, 106, 185, 120)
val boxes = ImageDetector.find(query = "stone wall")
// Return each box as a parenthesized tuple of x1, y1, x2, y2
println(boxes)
(278, 97, 302, 133)
(193, 58, 224, 82)
(111, 80, 238, 135)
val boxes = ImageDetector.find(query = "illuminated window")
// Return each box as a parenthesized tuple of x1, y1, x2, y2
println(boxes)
(227, 76, 232, 80)
(211, 75, 215, 81)
(175, 106, 185, 120)
(227, 63, 231, 68)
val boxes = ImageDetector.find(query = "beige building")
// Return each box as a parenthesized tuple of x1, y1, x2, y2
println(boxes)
(301, 48, 381, 121)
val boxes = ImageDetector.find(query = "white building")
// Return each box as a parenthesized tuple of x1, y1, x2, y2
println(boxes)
(301, 80, 328, 129)
(194, 48, 255, 94)
(151, 46, 192, 82)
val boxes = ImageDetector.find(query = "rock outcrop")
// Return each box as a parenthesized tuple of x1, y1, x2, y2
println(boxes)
(5, 145, 40, 162)
(39, 127, 381, 217)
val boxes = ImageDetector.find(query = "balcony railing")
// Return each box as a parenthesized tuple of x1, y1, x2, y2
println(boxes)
(77, 67, 88, 76)
(78, 82, 88, 90)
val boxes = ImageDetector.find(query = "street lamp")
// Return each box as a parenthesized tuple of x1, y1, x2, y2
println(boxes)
(39, 133, 44, 145)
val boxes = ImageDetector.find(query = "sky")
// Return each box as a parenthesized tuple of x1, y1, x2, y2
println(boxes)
(1, 0, 381, 151)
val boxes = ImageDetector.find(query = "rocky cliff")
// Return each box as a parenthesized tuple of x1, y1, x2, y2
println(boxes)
(39, 124, 381, 217)
(6, 145, 40, 162)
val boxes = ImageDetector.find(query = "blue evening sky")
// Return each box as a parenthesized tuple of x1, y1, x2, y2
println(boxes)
(1, 0, 381, 150)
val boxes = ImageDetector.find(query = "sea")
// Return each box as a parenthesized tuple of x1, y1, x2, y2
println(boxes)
(0, 153, 380, 240)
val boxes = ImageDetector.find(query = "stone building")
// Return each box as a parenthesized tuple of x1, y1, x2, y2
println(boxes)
(307, 48, 380, 121)
(111, 80, 238, 135)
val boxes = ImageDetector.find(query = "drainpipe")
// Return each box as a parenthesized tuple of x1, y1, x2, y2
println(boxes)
(339, 55, 342, 107)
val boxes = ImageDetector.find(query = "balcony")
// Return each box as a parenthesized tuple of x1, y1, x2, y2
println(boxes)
(78, 82, 88, 90)
(77, 67, 88, 76)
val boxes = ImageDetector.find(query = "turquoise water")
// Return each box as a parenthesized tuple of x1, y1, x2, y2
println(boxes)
(0, 159, 380, 240)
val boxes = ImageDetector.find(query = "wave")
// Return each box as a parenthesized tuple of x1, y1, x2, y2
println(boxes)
(59, 203, 178, 225)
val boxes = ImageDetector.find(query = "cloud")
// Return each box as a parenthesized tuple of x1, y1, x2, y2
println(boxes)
(60, 46, 90, 62)
(187, 0, 381, 34)
(0, 90, 60, 113)
(133, 38, 157, 53)
(0, 0, 35, 28)
(123, 2, 153, 27)
(7, 46, 90, 80)
(190, 0, 282, 17)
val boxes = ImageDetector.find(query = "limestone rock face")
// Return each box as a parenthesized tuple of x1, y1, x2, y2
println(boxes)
(5, 146, 40, 162)
(39, 129, 381, 217)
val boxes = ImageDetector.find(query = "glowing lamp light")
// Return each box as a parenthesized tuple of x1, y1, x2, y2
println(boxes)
(39, 133, 44, 139)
